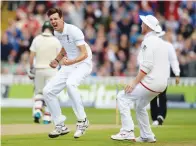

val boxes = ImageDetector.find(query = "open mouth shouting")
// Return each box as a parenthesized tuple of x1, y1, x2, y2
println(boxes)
(52, 23, 58, 30)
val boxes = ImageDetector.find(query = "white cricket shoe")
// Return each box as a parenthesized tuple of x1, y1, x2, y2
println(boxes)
(74, 119, 89, 138)
(152, 120, 159, 126)
(48, 125, 70, 138)
(111, 130, 135, 141)
(135, 136, 156, 143)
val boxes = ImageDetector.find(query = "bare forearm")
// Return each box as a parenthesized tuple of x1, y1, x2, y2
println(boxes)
(133, 70, 147, 86)
(29, 52, 35, 68)
(73, 52, 88, 63)
(72, 45, 88, 64)
(55, 48, 67, 62)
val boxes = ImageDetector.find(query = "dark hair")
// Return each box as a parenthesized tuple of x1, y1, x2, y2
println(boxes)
(47, 8, 63, 18)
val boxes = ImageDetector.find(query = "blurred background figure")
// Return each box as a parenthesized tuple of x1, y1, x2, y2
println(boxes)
(28, 21, 65, 124)
(150, 31, 181, 126)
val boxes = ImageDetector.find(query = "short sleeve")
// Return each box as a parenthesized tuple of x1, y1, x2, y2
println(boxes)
(29, 37, 37, 52)
(55, 37, 62, 53)
(72, 26, 86, 46)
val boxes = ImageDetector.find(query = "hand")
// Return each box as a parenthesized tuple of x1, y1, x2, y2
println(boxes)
(50, 59, 59, 68)
(27, 67, 35, 80)
(175, 76, 180, 85)
(124, 81, 135, 94)
(62, 57, 75, 65)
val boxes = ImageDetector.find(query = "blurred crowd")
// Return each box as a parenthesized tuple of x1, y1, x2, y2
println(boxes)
(1, 1, 196, 77)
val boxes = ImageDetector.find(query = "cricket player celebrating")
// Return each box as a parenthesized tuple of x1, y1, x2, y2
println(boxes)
(43, 8, 92, 138)
(111, 15, 170, 143)
(28, 21, 66, 124)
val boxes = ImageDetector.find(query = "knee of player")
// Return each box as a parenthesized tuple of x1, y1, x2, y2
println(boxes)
(134, 102, 144, 112)
(117, 90, 125, 100)
(66, 80, 77, 89)
(43, 86, 50, 98)
(34, 94, 44, 101)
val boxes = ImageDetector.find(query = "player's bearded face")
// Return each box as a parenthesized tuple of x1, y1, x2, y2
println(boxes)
(49, 13, 64, 32)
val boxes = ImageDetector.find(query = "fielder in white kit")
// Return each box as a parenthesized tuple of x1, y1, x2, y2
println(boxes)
(43, 8, 92, 138)
(111, 15, 170, 143)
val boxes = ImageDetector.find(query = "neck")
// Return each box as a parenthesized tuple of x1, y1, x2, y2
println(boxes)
(144, 29, 152, 35)
(58, 22, 64, 33)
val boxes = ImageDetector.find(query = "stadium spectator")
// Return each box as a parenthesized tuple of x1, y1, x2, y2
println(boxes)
(1, 1, 196, 77)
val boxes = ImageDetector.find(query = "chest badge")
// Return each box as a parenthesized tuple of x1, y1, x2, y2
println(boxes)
(142, 45, 147, 51)
(66, 35, 71, 43)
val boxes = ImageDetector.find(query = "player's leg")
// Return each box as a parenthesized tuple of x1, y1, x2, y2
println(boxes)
(43, 102, 52, 124)
(43, 68, 71, 138)
(65, 62, 92, 138)
(111, 90, 135, 141)
(42, 69, 59, 124)
(157, 87, 167, 125)
(33, 69, 45, 123)
(33, 94, 44, 123)
(150, 96, 159, 126)
(134, 84, 158, 142)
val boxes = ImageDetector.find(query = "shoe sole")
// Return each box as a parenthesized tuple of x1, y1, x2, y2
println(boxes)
(48, 131, 70, 138)
(111, 137, 136, 142)
(135, 140, 156, 143)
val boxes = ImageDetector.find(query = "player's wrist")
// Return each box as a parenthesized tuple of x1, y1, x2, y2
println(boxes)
(55, 58, 59, 63)
(73, 59, 77, 64)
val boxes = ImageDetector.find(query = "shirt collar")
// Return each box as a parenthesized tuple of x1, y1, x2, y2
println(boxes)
(54, 22, 67, 36)
(144, 31, 156, 39)
(42, 32, 53, 36)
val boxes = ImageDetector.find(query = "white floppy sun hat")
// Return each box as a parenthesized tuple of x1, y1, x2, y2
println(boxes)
(139, 15, 162, 33)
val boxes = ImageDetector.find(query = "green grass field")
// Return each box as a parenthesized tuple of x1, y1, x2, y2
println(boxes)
(1, 108, 196, 146)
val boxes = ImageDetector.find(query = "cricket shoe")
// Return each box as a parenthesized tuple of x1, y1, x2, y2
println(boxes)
(34, 112, 41, 123)
(157, 115, 164, 125)
(111, 130, 135, 141)
(48, 125, 70, 138)
(135, 136, 156, 143)
(74, 119, 89, 138)
(152, 120, 159, 126)
(43, 120, 51, 124)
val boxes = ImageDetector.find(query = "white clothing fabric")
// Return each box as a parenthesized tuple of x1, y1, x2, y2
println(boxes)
(138, 31, 170, 93)
(43, 62, 92, 125)
(117, 83, 158, 138)
(30, 32, 62, 68)
(165, 41, 180, 77)
(44, 22, 93, 126)
(54, 23, 92, 65)
(117, 30, 170, 139)
(156, 31, 180, 77)
(30, 32, 65, 121)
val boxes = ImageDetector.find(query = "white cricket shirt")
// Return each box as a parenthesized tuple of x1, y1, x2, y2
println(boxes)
(138, 31, 170, 93)
(54, 23, 92, 64)
(30, 32, 62, 68)
(165, 41, 180, 77)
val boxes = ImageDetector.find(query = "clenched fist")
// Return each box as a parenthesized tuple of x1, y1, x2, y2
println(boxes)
(62, 57, 75, 65)
(50, 59, 59, 68)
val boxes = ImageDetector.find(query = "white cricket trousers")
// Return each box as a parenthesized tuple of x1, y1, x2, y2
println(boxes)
(117, 83, 160, 139)
(43, 62, 92, 126)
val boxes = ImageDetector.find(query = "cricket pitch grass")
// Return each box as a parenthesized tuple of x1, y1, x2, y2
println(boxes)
(1, 108, 196, 146)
